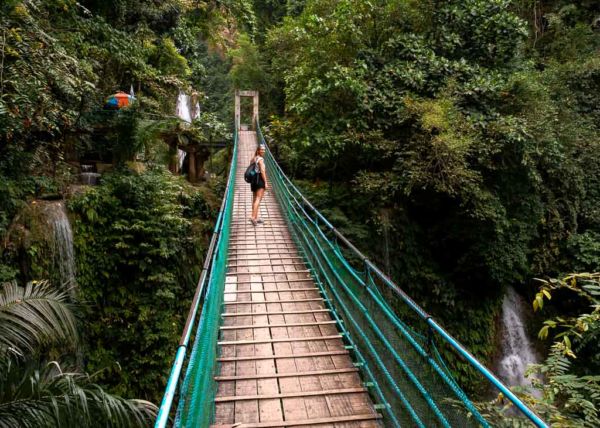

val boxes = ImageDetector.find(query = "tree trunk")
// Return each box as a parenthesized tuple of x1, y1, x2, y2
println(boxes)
(189, 150, 196, 183)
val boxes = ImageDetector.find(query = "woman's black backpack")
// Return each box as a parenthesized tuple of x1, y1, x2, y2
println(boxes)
(244, 161, 257, 183)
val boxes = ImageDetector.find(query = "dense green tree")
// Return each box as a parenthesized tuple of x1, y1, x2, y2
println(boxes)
(69, 168, 215, 402)
(0, 0, 237, 406)
(2, 0, 599, 417)
(263, 0, 600, 387)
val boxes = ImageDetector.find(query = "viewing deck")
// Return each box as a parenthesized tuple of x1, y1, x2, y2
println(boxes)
(212, 131, 382, 427)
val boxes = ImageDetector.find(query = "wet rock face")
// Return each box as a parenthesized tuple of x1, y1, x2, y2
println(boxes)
(80, 172, 101, 185)
(44, 202, 77, 293)
(5, 201, 77, 293)
(80, 164, 101, 185)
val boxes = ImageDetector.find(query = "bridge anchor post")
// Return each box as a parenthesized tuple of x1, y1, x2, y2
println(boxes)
(235, 90, 259, 131)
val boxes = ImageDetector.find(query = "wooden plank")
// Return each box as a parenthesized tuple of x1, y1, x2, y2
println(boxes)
(222, 309, 330, 317)
(229, 244, 297, 248)
(214, 276, 237, 424)
(231, 226, 290, 229)
(230, 234, 292, 238)
(223, 298, 324, 306)
(230, 238, 292, 242)
(216, 388, 367, 402)
(228, 252, 301, 257)
(250, 274, 284, 425)
(220, 321, 336, 330)
(229, 263, 308, 268)
(313, 337, 358, 425)
(229, 261, 307, 266)
(228, 249, 298, 253)
(230, 140, 261, 421)
(227, 256, 304, 261)
(215, 368, 359, 381)
(227, 279, 313, 285)
(269, 313, 309, 423)
(224, 288, 317, 294)
(210, 414, 381, 428)
(218, 335, 342, 346)
(217, 350, 350, 362)
(233, 290, 260, 424)
(226, 270, 310, 275)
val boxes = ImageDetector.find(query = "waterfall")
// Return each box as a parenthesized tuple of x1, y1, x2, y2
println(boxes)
(80, 164, 101, 185)
(80, 173, 101, 185)
(194, 101, 201, 120)
(44, 202, 77, 294)
(497, 287, 540, 392)
(175, 92, 192, 170)
(176, 92, 193, 123)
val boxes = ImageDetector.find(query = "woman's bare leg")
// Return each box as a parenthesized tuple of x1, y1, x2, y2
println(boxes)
(250, 192, 257, 220)
(252, 188, 265, 220)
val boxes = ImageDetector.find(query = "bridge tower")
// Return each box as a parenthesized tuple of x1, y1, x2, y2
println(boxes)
(234, 90, 259, 130)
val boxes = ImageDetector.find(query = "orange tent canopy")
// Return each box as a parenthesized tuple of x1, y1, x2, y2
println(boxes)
(113, 91, 132, 108)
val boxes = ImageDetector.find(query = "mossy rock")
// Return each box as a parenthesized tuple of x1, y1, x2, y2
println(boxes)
(126, 161, 146, 174)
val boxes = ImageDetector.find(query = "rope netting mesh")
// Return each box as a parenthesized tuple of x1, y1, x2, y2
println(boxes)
(174, 131, 238, 428)
(256, 123, 495, 427)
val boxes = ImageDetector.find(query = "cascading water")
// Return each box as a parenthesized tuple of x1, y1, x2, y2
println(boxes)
(175, 92, 201, 171)
(194, 101, 201, 119)
(44, 202, 77, 295)
(497, 286, 540, 393)
(176, 92, 193, 123)
(80, 164, 101, 185)
(176, 92, 192, 170)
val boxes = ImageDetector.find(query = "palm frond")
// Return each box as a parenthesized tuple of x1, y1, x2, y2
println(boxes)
(0, 359, 156, 428)
(0, 281, 78, 358)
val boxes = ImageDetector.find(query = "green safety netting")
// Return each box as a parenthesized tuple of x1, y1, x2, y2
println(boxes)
(174, 130, 238, 427)
(257, 125, 486, 428)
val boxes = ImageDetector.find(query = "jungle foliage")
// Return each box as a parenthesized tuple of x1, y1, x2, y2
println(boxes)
(1, 0, 600, 423)
(259, 0, 600, 389)
(478, 273, 600, 426)
(69, 168, 217, 403)
(0, 280, 156, 427)
(0, 0, 235, 243)
(0, 0, 238, 412)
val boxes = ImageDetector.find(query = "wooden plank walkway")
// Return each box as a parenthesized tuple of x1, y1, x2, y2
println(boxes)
(212, 131, 382, 428)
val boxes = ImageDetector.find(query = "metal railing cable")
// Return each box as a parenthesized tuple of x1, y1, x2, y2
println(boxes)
(257, 121, 548, 428)
(154, 127, 238, 428)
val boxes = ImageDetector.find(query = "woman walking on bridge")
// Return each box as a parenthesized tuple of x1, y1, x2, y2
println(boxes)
(250, 144, 269, 226)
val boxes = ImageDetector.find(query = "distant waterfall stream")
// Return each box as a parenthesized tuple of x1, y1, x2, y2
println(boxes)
(44, 202, 77, 295)
(80, 164, 101, 185)
(175, 92, 200, 171)
(497, 286, 540, 393)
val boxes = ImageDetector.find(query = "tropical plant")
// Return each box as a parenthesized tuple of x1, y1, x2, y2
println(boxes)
(0, 280, 156, 427)
(534, 273, 600, 372)
(69, 168, 214, 402)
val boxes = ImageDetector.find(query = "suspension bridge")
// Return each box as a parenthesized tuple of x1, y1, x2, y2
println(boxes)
(155, 93, 548, 428)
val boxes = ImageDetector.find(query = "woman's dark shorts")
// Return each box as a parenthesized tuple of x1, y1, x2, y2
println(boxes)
(251, 175, 265, 192)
